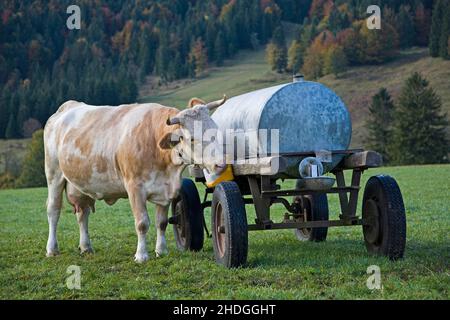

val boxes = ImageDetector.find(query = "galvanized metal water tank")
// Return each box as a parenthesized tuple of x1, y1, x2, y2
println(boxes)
(212, 78, 352, 177)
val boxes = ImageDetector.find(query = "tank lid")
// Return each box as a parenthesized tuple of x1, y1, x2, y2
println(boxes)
(293, 74, 304, 82)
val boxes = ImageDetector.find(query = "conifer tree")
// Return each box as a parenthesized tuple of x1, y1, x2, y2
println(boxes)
(438, 1, 450, 59)
(287, 40, 303, 73)
(324, 45, 348, 77)
(189, 38, 208, 77)
(397, 5, 415, 48)
(414, 3, 430, 47)
(266, 26, 287, 73)
(364, 88, 394, 162)
(5, 114, 19, 139)
(215, 31, 227, 67)
(15, 129, 46, 188)
(429, 0, 444, 57)
(390, 73, 449, 165)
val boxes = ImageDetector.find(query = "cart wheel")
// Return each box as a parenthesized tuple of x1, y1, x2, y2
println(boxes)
(211, 181, 248, 268)
(171, 178, 204, 251)
(294, 194, 329, 242)
(362, 175, 406, 260)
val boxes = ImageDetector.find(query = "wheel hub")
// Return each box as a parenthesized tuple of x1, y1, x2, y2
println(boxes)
(175, 201, 187, 247)
(363, 199, 380, 244)
(214, 203, 226, 258)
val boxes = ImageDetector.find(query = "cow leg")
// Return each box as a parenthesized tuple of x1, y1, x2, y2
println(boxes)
(127, 186, 150, 263)
(155, 204, 169, 257)
(46, 174, 65, 257)
(76, 207, 93, 254)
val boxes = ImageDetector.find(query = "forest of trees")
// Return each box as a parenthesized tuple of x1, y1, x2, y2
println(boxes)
(0, 0, 283, 139)
(365, 73, 449, 164)
(1, 0, 449, 140)
(0, 0, 449, 188)
(267, 0, 449, 79)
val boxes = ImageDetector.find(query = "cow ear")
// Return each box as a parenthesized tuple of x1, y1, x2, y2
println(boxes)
(188, 98, 205, 108)
(158, 132, 180, 150)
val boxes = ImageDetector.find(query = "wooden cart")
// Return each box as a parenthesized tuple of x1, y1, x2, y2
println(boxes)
(169, 149, 406, 268)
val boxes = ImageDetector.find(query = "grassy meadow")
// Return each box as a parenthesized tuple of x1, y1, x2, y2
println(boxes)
(0, 164, 449, 299)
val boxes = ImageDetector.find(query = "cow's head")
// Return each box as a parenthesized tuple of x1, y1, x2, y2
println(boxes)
(159, 96, 227, 175)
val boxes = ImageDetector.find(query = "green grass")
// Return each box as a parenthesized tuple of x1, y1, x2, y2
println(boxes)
(0, 165, 449, 299)
(139, 47, 289, 108)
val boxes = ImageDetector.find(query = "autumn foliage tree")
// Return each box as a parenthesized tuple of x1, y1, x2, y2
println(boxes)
(301, 30, 348, 79)
(323, 45, 348, 77)
(189, 38, 209, 78)
(356, 20, 399, 64)
(266, 26, 287, 73)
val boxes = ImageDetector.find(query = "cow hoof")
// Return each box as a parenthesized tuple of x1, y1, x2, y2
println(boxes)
(46, 250, 60, 257)
(155, 249, 168, 258)
(134, 252, 149, 263)
(79, 247, 94, 255)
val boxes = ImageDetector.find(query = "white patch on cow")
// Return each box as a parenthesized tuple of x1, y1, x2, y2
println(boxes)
(134, 233, 149, 263)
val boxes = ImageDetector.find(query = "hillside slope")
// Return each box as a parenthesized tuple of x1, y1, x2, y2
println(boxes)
(139, 47, 450, 148)
(320, 48, 450, 146)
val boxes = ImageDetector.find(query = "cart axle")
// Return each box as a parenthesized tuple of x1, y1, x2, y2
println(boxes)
(247, 218, 363, 231)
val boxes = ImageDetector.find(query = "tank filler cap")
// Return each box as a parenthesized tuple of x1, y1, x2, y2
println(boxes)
(293, 74, 304, 83)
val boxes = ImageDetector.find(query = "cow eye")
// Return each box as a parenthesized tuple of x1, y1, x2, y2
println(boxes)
(179, 136, 184, 142)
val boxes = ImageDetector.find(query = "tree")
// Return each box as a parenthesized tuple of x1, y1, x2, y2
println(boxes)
(22, 118, 42, 138)
(301, 30, 335, 79)
(358, 20, 399, 64)
(364, 88, 395, 162)
(287, 40, 303, 73)
(287, 24, 315, 73)
(438, 1, 450, 59)
(15, 129, 46, 188)
(215, 31, 226, 67)
(301, 49, 323, 79)
(390, 73, 449, 165)
(189, 38, 209, 77)
(323, 45, 348, 77)
(266, 26, 287, 73)
(414, 3, 431, 47)
(429, 0, 445, 57)
(5, 113, 19, 139)
(396, 5, 415, 49)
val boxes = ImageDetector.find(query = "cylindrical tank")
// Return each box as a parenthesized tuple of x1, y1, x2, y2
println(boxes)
(212, 79, 352, 177)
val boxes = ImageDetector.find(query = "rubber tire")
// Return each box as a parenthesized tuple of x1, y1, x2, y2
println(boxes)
(211, 181, 248, 268)
(294, 194, 329, 242)
(171, 178, 204, 251)
(362, 175, 406, 260)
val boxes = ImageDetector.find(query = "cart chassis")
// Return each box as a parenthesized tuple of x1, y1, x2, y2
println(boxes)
(192, 149, 383, 232)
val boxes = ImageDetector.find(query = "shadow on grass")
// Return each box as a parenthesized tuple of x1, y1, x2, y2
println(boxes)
(246, 237, 450, 269)
(247, 238, 367, 268)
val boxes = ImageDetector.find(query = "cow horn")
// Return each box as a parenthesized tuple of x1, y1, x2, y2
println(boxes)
(166, 116, 181, 126)
(206, 95, 227, 110)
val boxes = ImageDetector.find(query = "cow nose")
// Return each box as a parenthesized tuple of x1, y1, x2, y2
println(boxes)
(214, 163, 226, 174)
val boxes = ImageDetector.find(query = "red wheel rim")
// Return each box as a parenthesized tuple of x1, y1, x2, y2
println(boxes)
(214, 202, 225, 258)
(175, 201, 187, 248)
(363, 199, 381, 245)
(299, 196, 312, 237)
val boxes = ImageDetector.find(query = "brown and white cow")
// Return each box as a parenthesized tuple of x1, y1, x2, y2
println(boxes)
(44, 96, 226, 262)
